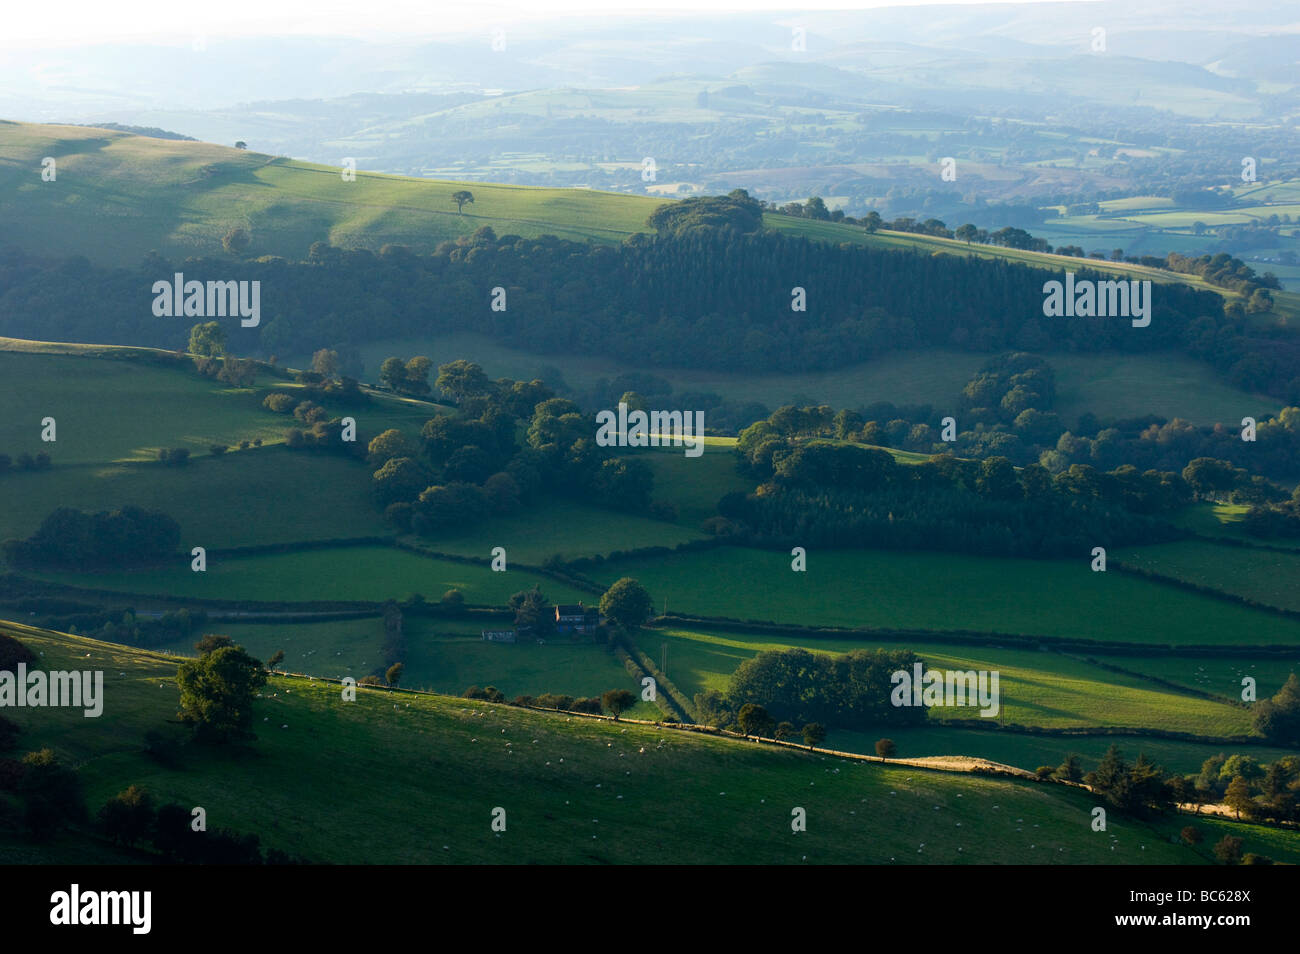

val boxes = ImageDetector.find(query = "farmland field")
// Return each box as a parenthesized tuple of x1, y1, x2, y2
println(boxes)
(596, 547, 1300, 647)
(640, 626, 1256, 736)
(1115, 540, 1300, 612)
(26, 545, 594, 606)
(0, 449, 390, 551)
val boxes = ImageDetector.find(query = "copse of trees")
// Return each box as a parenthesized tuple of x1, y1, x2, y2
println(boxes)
(724, 647, 927, 731)
(2, 505, 180, 569)
(367, 362, 658, 538)
(1083, 744, 1176, 817)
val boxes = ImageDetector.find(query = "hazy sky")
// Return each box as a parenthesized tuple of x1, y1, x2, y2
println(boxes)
(3, 0, 1063, 46)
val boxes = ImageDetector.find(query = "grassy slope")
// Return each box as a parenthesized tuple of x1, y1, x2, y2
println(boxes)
(0, 621, 1205, 865)
(0, 122, 663, 266)
(597, 547, 1300, 647)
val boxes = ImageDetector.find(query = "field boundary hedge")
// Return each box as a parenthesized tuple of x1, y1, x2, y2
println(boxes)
(1110, 559, 1300, 621)
(615, 633, 694, 722)
(650, 614, 1300, 656)
(391, 540, 605, 596)
(612, 642, 687, 722)
(929, 717, 1265, 747)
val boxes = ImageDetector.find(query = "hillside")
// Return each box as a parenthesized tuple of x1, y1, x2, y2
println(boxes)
(0, 121, 663, 266)
(2, 119, 1290, 327)
(0, 620, 1218, 865)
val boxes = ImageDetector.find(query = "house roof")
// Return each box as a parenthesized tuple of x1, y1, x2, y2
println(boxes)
(555, 604, 593, 615)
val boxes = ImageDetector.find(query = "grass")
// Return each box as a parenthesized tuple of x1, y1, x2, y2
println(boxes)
(0, 448, 390, 551)
(644, 626, 1255, 737)
(826, 727, 1300, 778)
(26, 545, 594, 606)
(0, 350, 289, 464)
(596, 547, 1300, 647)
(412, 496, 706, 564)
(0, 122, 665, 266)
(0, 620, 1210, 865)
(1089, 655, 1298, 703)
(399, 619, 648, 705)
(352, 332, 1274, 429)
(1115, 540, 1300, 612)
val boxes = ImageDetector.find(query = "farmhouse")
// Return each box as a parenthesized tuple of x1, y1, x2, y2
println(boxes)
(555, 603, 599, 634)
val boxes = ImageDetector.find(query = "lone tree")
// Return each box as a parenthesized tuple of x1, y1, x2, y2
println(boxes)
(598, 577, 654, 631)
(222, 226, 251, 255)
(801, 722, 826, 748)
(266, 650, 285, 671)
(601, 688, 635, 719)
(737, 703, 774, 738)
(189, 321, 226, 358)
(452, 190, 475, 214)
(234, 141, 247, 150)
(875, 738, 896, 758)
(311, 348, 340, 381)
(176, 643, 268, 744)
(386, 663, 405, 687)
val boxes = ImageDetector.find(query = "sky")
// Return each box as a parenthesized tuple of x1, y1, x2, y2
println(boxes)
(1, 0, 1066, 47)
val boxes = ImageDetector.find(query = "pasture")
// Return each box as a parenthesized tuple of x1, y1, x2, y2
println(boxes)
(26, 545, 594, 606)
(597, 547, 1300, 647)
(0, 620, 1206, 865)
(1115, 540, 1300, 613)
(642, 626, 1255, 737)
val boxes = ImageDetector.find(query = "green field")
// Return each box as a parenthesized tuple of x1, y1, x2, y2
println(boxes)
(596, 547, 1300, 647)
(1116, 540, 1300, 612)
(0, 621, 1222, 864)
(27, 546, 593, 606)
(413, 496, 706, 564)
(0, 449, 390, 552)
(643, 627, 1254, 737)
(0, 350, 290, 464)
(1089, 655, 1299, 703)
